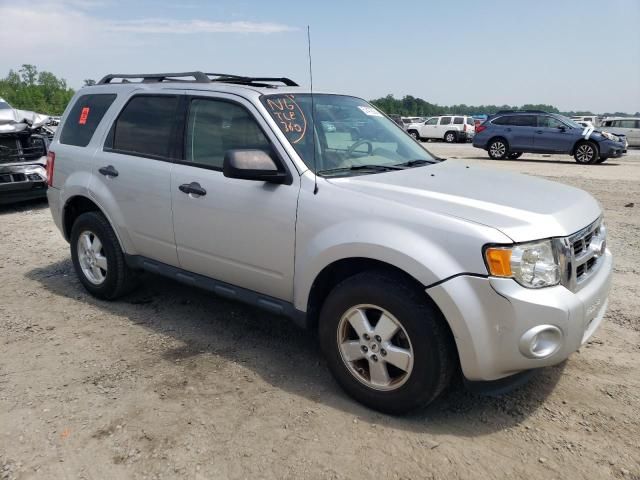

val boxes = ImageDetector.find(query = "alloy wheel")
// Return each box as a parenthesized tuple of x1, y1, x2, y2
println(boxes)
(490, 141, 506, 158)
(576, 144, 594, 163)
(77, 230, 108, 285)
(336, 304, 414, 391)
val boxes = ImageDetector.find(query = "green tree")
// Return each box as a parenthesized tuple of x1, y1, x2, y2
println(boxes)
(0, 65, 75, 115)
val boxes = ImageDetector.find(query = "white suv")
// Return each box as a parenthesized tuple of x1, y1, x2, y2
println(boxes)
(407, 115, 475, 143)
(47, 71, 612, 413)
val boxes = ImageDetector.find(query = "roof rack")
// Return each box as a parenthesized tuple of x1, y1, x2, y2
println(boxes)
(493, 109, 549, 114)
(97, 71, 298, 88)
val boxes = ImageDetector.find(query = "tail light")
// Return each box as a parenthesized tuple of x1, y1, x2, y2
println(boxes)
(46, 151, 55, 187)
(476, 124, 487, 134)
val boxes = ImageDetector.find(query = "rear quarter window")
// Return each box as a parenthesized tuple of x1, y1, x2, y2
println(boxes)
(60, 94, 117, 147)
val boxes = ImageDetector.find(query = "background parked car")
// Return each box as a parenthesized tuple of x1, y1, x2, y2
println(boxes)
(571, 115, 601, 127)
(407, 115, 475, 143)
(473, 110, 627, 164)
(600, 117, 640, 147)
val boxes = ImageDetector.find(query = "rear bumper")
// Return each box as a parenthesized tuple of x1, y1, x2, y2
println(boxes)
(0, 163, 48, 205)
(427, 250, 613, 381)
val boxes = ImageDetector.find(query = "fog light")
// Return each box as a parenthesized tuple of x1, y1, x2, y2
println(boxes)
(519, 325, 563, 359)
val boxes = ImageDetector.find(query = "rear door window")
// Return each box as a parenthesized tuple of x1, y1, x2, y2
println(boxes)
(110, 95, 179, 159)
(453, 117, 463, 125)
(510, 115, 536, 127)
(439, 117, 452, 125)
(60, 94, 117, 147)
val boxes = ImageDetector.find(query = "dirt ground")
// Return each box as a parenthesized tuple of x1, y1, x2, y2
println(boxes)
(1, 145, 639, 480)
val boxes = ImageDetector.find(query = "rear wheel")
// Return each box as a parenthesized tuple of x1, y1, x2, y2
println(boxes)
(508, 152, 523, 159)
(488, 138, 508, 159)
(70, 211, 138, 300)
(319, 271, 455, 414)
(444, 131, 457, 143)
(574, 141, 598, 164)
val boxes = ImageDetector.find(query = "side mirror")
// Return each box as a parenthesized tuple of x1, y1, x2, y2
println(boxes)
(557, 125, 567, 131)
(223, 149, 289, 184)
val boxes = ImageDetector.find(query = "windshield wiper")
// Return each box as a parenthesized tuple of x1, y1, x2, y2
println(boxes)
(395, 159, 433, 167)
(318, 164, 404, 176)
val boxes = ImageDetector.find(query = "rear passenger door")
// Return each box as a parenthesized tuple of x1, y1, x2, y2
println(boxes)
(504, 115, 537, 151)
(170, 94, 299, 302)
(437, 117, 452, 139)
(91, 93, 180, 266)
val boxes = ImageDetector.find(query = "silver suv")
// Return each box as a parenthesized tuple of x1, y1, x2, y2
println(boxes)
(47, 72, 612, 413)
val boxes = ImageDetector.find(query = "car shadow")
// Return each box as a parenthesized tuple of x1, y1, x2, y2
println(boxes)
(0, 197, 48, 215)
(26, 259, 567, 436)
(465, 157, 621, 166)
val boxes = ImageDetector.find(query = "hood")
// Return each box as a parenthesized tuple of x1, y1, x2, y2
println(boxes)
(327, 160, 601, 242)
(0, 107, 50, 134)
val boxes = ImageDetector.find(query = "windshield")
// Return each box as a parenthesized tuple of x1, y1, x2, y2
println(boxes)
(261, 94, 437, 176)
(0, 100, 11, 109)
(557, 115, 584, 129)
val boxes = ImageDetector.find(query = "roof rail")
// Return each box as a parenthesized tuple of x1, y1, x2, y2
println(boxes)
(494, 109, 549, 114)
(97, 71, 299, 87)
(97, 72, 213, 84)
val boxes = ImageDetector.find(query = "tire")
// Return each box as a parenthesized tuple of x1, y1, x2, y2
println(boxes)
(574, 141, 599, 164)
(70, 211, 138, 300)
(444, 131, 457, 143)
(508, 152, 523, 159)
(318, 271, 455, 414)
(488, 138, 509, 159)
(408, 130, 420, 141)
(595, 157, 608, 164)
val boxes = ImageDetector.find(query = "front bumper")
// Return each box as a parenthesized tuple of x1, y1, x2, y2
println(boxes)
(0, 162, 48, 205)
(427, 250, 612, 381)
(599, 139, 627, 158)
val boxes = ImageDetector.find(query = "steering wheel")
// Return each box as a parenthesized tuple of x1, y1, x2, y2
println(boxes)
(346, 139, 373, 157)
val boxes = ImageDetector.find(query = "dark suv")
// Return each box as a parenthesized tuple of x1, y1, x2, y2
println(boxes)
(473, 110, 627, 164)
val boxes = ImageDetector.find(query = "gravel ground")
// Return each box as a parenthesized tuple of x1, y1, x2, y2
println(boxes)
(1, 145, 639, 479)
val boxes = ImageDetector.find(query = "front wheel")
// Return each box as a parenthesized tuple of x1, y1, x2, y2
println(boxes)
(444, 131, 457, 143)
(574, 142, 599, 164)
(408, 130, 420, 141)
(319, 271, 455, 414)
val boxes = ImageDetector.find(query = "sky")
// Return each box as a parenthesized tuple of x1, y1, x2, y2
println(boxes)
(1, 0, 639, 113)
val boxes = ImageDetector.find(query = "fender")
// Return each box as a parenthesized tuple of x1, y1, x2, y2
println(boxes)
(293, 218, 499, 312)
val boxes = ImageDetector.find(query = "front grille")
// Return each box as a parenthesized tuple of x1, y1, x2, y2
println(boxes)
(561, 219, 606, 291)
(0, 135, 47, 164)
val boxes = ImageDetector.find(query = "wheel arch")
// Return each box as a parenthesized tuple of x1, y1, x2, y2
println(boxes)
(62, 195, 126, 253)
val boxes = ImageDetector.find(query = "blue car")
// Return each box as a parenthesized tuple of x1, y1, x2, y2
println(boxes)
(473, 110, 627, 164)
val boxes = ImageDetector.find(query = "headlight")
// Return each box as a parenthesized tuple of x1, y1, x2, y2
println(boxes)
(600, 131, 616, 141)
(485, 240, 560, 288)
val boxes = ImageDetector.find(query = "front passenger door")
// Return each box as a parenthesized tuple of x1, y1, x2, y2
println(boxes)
(534, 115, 575, 153)
(171, 95, 299, 301)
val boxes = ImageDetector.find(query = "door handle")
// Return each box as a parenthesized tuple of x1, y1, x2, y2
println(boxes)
(98, 165, 118, 177)
(179, 182, 207, 196)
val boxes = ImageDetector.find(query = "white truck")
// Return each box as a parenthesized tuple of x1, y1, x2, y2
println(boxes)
(407, 115, 475, 143)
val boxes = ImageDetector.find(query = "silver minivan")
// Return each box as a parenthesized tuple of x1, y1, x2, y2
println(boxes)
(46, 72, 612, 413)
(601, 117, 640, 147)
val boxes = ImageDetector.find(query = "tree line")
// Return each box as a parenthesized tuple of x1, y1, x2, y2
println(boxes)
(1, 67, 637, 118)
(370, 94, 639, 118)
(0, 65, 76, 115)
